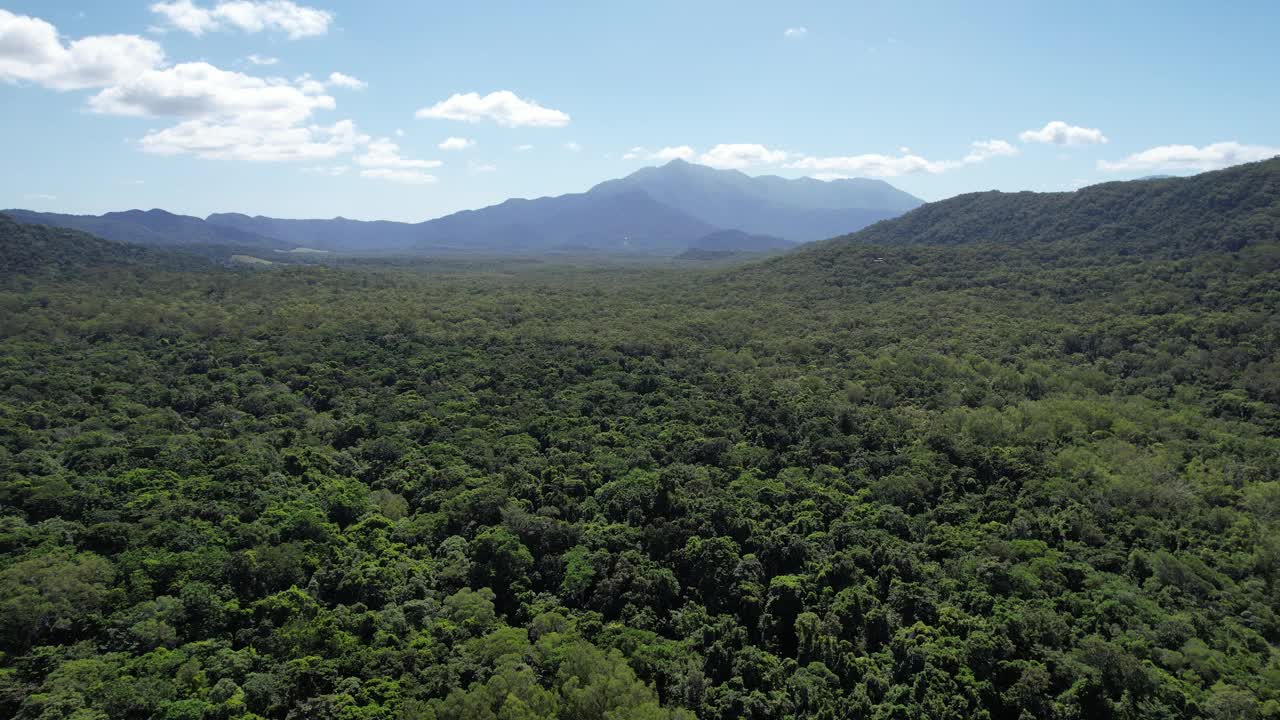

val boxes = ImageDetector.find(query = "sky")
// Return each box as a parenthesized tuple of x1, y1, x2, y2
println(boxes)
(2, 1, 1279, 222)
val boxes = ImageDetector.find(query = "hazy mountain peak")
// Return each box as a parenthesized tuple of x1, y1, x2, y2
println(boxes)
(592, 160, 922, 242)
(12, 161, 923, 254)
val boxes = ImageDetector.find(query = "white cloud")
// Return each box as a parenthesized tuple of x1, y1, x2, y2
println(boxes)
(141, 118, 365, 161)
(295, 73, 326, 94)
(788, 152, 951, 176)
(327, 71, 366, 90)
(1098, 141, 1280, 172)
(301, 164, 348, 176)
(415, 90, 570, 128)
(809, 173, 853, 182)
(784, 27, 808, 38)
(788, 138, 1017, 177)
(963, 139, 1019, 163)
(356, 137, 442, 169)
(698, 143, 788, 169)
(89, 62, 335, 128)
(104, 62, 370, 163)
(24, 193, 57, 201)
(150, 1, 333, 39)
(1019, 120, 1108, 146)
(395, 128, 404, 137)
(469, 162, 497, 174)
(246, 54, 278, 65)
(438, 136, 474, 151)
(0, 9, 166, 90)
(653, 145, 695, 161)
(514, 143, 534, 152)
(623, 145, 695, 161)
(149, 0, 217, 35)
(360, 168, 437, 184)
(564, 141, 582, 152)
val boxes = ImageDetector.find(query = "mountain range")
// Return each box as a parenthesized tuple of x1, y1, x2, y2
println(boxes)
(8, 158, 1276, 277)
(1, 208, 288, 250)
(6, 160, 922, 255)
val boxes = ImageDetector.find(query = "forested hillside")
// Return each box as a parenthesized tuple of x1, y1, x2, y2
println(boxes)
(0, 214, 209, 282)
(3, 210, 288, 252)
(0, 166, 1278, 719)
(835, 157, 1280, 256)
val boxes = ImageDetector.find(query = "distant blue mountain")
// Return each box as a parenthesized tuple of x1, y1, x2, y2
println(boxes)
(400, 160, 922, 253)
(10, 161, 924, 255)
(591, 159, 923, 243)
(204, 213, 424, 251)
(2, 208, 287, 250)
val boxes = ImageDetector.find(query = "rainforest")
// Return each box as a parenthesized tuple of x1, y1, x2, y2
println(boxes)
(1, 159, 1278, 720)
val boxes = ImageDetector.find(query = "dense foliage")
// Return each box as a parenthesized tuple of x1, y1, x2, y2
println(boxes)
(1, 164, 1278, 719)
(840, 158, 1280, 257)
(0, 214, 211, 281)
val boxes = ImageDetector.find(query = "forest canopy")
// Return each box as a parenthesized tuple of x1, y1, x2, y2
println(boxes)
(1, 161, 1279, 719)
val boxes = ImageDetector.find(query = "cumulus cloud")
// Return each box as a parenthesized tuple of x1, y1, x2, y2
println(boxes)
(652, 145, 695, 161)
(88, 62, 335, 128)
(1019, 120, 1108, 146)
(1, 10, 363, 166)
(514, 144, 534, 152)
(356, 137, 442, 170)
(564, 141, 582, 152)
(0, 9, 165, 90)
(623, 145, 695, 161)
(698, 143, 788, 169)
(789, 138, 1017, 177)
(788, 152, 951, 176)
(141, 118, 365, 161)
(438, 136, 474, 151)
(148, 0, 217, 34)
(784, 27, 808, 38)
(963, 139, 1019, 163)
(469, 162, 497, 174)
(246, 54, 278, 65)
(360, 168, 437, 184)
(92, 62, 370, 163)
(327, 72, 365, 90)
(1097, 141, 1280, 172)
(415, 90, 570, 128)
(149, 0, 333, 39)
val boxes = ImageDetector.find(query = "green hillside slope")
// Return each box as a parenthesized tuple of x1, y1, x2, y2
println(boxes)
(829, 157, 1280, 256)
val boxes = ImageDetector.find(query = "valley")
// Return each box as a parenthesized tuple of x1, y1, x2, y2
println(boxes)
(1, 160, 1277, 719)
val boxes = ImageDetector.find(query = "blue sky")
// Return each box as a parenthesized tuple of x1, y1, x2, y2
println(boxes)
(2, 1, 1278, 221)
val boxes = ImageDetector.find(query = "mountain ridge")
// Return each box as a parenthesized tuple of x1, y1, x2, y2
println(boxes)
(8, 161, 924, 255)
(0, 213, 211, 279)
(2, 208, 288, 250)
(809, 156, 1280, 257)
(588, 159, 922, 243)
